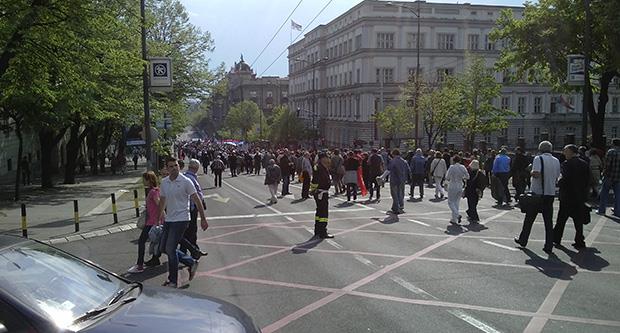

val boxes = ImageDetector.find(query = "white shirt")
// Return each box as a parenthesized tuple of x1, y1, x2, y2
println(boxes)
(430, 158, 447, 177)
(530, 153, 561, 195)
(160, 173, 197, 222)
(445, 163, 469, 189)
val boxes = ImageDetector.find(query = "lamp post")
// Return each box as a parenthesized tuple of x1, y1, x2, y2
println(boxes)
(387, 1, 421, 148)
(140, 0, 152, 171)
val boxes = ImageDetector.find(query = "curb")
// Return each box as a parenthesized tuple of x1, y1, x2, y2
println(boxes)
(44, 223, 139, 245)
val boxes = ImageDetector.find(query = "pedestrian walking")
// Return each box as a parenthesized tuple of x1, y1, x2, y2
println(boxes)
(464, 160, 487, 222)
(344, 151, 360, 201)
(158, 157, 208, 288)
(554, 144, 590, 250)
(409, 148, 427, 199)
(132, 153, 139, 170)
(210, 155, 224, 187)
(445, 155, 469, 224)
(492, 148, 512, 206)
(301, 152, 313, 199)
(598, 138, 620, 217)
(589, 148, 602, 198)
(330, 149, 345, 195)
(279, 150, 292, 196)
(311, 152, 334, 238)
(182, 159, 208, 260)
(511, 147, 529, 201)
(514, 141, 561, 254)
(368, 148, 385, 202)
(128, 171, 163, 273)
(388, 149, 410, 214)
(429, 152, 447, 199)
(265, 159, 281, 204)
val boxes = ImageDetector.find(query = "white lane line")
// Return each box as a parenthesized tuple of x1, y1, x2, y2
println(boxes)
(353, 254, 375, 267)
(208, 207, 373, 220)
(224, 180, 284, 215)
(448, 309, 502, 333)
(408, 219, 430, 227)
(328, 240, 344, 249)
(481, 240, 519, 252)
(391, 276, 436, 299)
(85, 189, 128, 216)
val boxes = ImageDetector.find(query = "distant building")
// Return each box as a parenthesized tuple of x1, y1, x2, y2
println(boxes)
(227, 55, 289, 118)
(288, 0, 620, 150)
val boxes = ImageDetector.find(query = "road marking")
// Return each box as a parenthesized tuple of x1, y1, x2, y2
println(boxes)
(391, 276, 436, 298)
(207, 207, 372, 220)
(204, 193, 230, 203)
(523, 215, 607, 333)
(481, 240, 519, 252)
(84, 189, 127, 216)
(408, 219, 430, 226)
(448, 309, 502, 333)
(353, 254, 375, 267)
(224, 180, 284, 215)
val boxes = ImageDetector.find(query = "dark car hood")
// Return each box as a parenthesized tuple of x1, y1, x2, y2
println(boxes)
(80, 286, 259, 333)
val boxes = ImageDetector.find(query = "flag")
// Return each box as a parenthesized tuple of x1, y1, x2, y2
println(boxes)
(291, 20, 302, 31)
(559, 96, 575, 110)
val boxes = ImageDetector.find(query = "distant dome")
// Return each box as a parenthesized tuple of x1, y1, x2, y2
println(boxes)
(232, 54, 253, 73)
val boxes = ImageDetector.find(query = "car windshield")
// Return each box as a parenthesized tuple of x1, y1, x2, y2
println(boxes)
(0, 241, 125, 329)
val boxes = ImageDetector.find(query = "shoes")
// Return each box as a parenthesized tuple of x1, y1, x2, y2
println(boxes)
(127, 265, 144, 274)
(572, 242, 586, 250)
(513, 237, 526, 247)
(188, 261, 199, 281)
(458, 215, 462, 224)
(191, 250, 208, 261)
(162, 280, 178, 288)
(319, 233, 335, 239)
(542, 247, 553, 255)
(144, 257, 161, 267)
(398, 210, 405, 214)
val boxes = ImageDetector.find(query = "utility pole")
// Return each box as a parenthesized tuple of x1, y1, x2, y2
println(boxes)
(582, 0, 591, 146)
(141, 0, 152, 171)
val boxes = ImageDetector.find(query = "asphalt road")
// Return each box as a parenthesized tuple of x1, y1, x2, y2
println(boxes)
(56, 169, 620, 333)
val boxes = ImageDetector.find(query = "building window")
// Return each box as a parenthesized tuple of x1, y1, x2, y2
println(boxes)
(349, 38, 353, 52)
(376, 68, 394, 83)
(550, 97, 557, 113)
(356, 69, 361, 83)
(376, 33, 395, 49)
(437, 33, 455, 50)
(282, 91, 287, 98)
(467, 34, 479, 50)
(613, 127, 618, 138)
(7, 158, 12, 172)
(436, 68, 454, 82)
(501, 96, 510, 110)
(485, 35, 495, 50)
(343, 41, 348, 54)
(612, 97, 619, 113)
(534, 127, 540, 142)
(356, 95, 361, 119)
(517, 96, 526, 114)
(566, 126, 576, 134)
(266, 91, 273, 98)
(408, 68, 423, 81)
(250, 91, 257, 98)
(534, 96, 542, 113)
(517, 127, 524, 137)
(406, 33, 425, 49)
(355, 35, 362, 49)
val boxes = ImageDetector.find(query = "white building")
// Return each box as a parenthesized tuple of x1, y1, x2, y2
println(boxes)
(288, 0, 620, 150)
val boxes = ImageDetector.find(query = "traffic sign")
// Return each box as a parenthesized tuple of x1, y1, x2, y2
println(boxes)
(149, 57, 173, 91)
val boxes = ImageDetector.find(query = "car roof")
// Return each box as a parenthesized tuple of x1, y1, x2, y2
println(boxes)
(0, 234, 32, 250)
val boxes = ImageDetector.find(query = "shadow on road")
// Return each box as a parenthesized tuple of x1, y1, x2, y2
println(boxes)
(292, 237, 322, 254)
(522, 248, 578, 280)
(556, 245, 610, 272)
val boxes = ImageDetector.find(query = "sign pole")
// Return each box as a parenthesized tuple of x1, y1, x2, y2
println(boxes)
(141, 0, 152, 171)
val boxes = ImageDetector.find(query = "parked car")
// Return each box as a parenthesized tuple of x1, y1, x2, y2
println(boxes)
(0, 235, 260, 333)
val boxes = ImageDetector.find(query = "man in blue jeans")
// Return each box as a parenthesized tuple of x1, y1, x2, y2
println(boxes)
(159, 157, 209, 288)
(598, 138, 620, 217)
(388, 149, 411, 214)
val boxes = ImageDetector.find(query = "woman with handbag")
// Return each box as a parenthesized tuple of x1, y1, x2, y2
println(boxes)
(464, 160, 487, 223)
(445, 155, 469, 224)
(128, 171, 163, 273)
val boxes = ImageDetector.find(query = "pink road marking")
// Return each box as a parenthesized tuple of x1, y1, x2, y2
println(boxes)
(198, 225, 264, 241)
(201, 272, 620, 329)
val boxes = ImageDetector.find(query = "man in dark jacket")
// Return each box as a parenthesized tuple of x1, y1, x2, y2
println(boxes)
(228, 152, 237, 177)
(279, 149, 293, 196)
(554, 144, 590, 249)
(511, 147, 529, 201)
(310, 152, 333, 238)
(368, 148, 384, 201)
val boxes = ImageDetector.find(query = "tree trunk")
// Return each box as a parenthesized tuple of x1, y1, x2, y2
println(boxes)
(591, 71, 616, 149)
(98, 121, 113, 172)
(63, 123, 81, 184)
(13, 120, 23, 201)
(38, 128, 67, 188)
(88, 125, 99, 175)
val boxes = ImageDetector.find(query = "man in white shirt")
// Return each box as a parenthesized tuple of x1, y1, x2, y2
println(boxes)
(159, 157, 208, 288)
(514, 141, 561, 254)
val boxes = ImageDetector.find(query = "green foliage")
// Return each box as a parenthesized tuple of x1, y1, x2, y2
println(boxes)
(373, 103, 412, 140)
(418, 77, 460, 148)
(225, 100, 261, 140)
(268, 105, 307, 144)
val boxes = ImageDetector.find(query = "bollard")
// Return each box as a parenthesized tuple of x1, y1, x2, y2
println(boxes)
(74, 200, 80, 232)
(133, 189, 140, 217)
(21, 203, 27, 238)
(111, 193, 118, 224)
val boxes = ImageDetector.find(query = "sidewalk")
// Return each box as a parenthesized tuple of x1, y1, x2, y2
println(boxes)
(0, 163, 148, 241)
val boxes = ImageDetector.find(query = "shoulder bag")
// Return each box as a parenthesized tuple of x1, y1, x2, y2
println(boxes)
(518, 155, 545, 214)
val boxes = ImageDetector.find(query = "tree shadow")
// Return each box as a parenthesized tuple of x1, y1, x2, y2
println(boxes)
(521, 248, 577, 280)
(292, 236, 322, 254)
(372, 215, 399, 224)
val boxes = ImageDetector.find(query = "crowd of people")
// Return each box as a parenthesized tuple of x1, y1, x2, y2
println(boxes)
(128, 138, 620, 285)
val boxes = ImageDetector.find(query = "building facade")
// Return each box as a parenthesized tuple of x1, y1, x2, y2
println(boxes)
(228, 55, 289, 118)
(288, 0, 620, 150)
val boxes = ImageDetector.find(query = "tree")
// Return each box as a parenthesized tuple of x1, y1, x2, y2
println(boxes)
(225, 100, 260, 140)
(418, 77, 460, 149)
(373, 103, 412, 148)
(491, 0, 620, 149)
(268, 105, 307, 145)
(453, 55, 514, 151)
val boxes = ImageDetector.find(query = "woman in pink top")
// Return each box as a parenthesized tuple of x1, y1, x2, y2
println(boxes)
(128, 171, 163, 273)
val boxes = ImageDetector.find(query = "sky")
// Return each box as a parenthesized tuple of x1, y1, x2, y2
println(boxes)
(179, 0, 530, 77)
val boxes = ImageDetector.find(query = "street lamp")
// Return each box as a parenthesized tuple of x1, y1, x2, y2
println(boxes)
(294, 57, 328, 148)
(387, 1, 421, 148)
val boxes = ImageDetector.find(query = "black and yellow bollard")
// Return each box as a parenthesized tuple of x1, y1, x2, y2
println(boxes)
(21, 203, 27, 238)
(74, 200, 80, 232)
(111, 193, 118, 224)
(133, 189, 140, 217)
